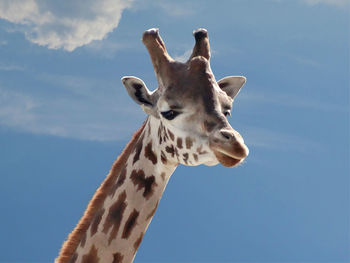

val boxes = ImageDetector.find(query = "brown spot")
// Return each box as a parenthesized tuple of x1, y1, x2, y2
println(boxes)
(197, 145, 208, 155)
(130, 170, 158, 200)
(174, 148, 180, 160)
(57, 122, 146, 263)
(147, 122, 151, 135)
(122, 209, 140, 239)
(110, 168, 127, 197)
(163, 131, 169, 142)
(160, 151, 167, 164)
(90, 208, 105, 237)
(168, 129, 175, 141)
(146, 201, 159, 220)
(183, 153, 189, 164)
(165, 145, 175, 157)
(204, 120, 216, 133)
(133, 134, 144, 164)
(134, 232, 144, 252)
(112, 253, 124, 263)
(163, 127, 169, 141)
(82, 245, 99, 263)
(68, 252, 78, 263)
(157, 125, 161, 137)
(176, 137, 183, 149)
(80, 232, 86, 248)
(103, 191, 127, 244)
(185, 137, 194, 149)
(193, 153, 198, 162)
(160, 172, 166, 181)
(145, 141, 157, 164)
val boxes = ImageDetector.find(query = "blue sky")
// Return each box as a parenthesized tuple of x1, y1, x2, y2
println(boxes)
(0, 0, 348, 262)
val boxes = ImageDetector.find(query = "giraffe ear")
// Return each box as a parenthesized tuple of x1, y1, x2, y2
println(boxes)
(122, 76, 159, 117)
(217, 76, 246, 100)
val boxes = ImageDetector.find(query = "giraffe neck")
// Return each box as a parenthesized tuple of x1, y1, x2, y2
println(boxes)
(57, 117, 177, 263)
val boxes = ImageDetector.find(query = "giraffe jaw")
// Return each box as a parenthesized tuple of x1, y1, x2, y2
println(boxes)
(212, 149, 244, 167)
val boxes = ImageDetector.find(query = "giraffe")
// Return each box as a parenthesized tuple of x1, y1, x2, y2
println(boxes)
(56, 28, 249, 263)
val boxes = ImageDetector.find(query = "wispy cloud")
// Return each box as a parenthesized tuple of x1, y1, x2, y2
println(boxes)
(244, 126, 322, 153)
(0, 88, 38, 128)
(0, 62, 25, 71)
(156, 1, 195, 16)
(0, 73, 145, 141)
(272, 0, 348, 7)
(239, 90, 347, 113)
(292, 55, 321, 68)
(132, 0, 195, 17)
(0, 0, 133, 51)
(301, 0, 349, 7)
(84, 38, 136, 59)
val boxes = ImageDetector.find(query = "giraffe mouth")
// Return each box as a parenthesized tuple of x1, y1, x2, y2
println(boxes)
(212, 150, 243, 167)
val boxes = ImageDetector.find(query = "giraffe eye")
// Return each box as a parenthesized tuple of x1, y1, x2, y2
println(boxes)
(161, 110, 180, 120)
(224, 111, 231, 117)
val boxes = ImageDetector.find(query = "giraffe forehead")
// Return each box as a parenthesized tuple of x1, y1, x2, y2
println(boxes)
(159, 78, 230, 115)
(158, 88, 215, 114)
(159, 63, 217, 98)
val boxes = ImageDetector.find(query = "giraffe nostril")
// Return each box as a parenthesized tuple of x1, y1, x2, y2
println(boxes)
(220, 130, 232, 140)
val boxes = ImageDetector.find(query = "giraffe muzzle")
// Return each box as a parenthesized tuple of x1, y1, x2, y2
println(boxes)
(209, 129, 249, 167)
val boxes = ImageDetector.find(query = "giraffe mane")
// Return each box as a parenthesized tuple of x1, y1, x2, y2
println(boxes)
(56, 121, 147, 263)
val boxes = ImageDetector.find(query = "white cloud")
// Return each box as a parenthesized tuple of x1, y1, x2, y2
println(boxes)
(0, 73, 145, 141)
(0, 0, 133, 51)
(302, 0, 348, 6)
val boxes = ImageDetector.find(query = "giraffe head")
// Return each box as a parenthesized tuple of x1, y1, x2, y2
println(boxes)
(122, 28, 248, 167)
